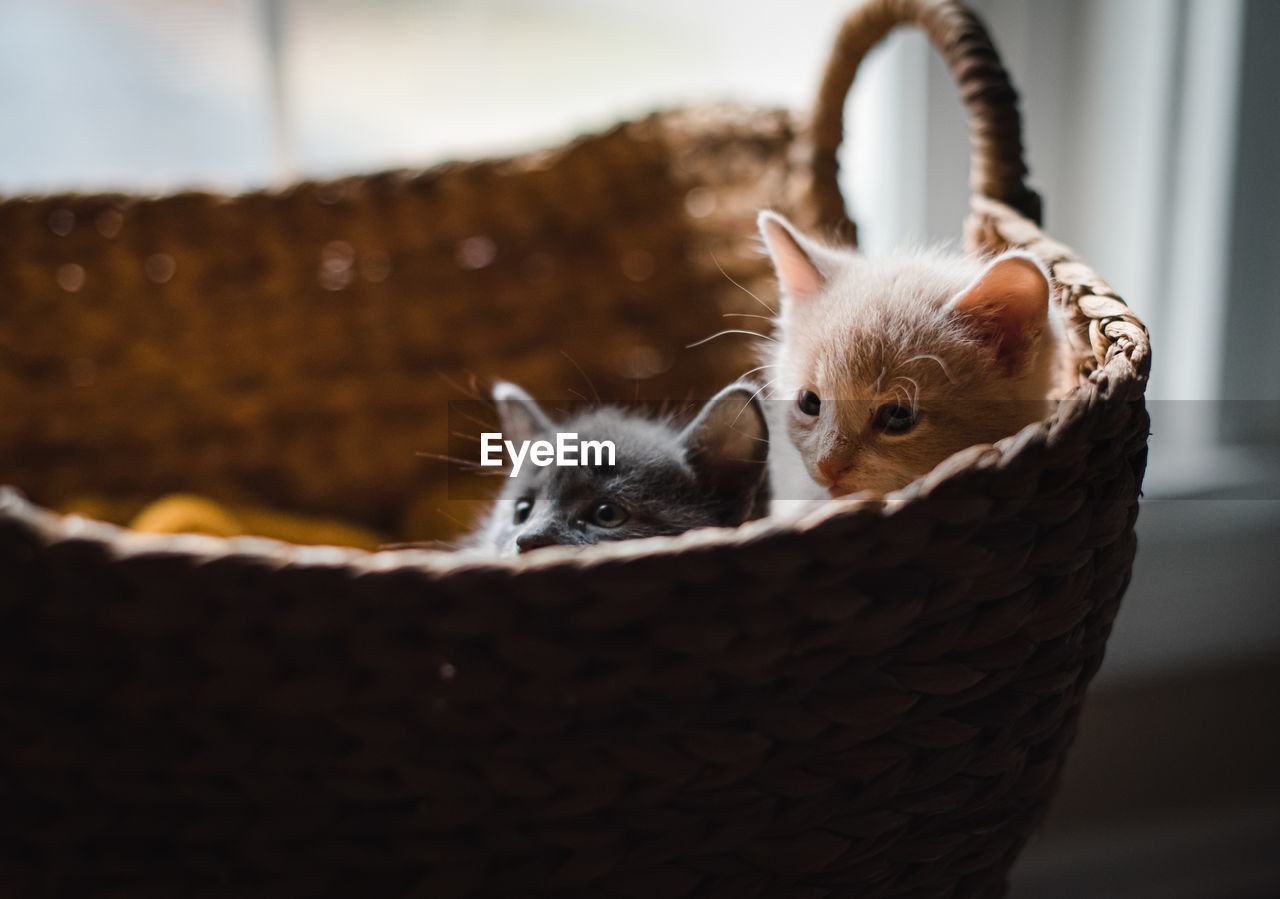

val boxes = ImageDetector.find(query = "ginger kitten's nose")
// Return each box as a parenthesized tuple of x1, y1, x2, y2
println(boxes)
(817, 454, 851, 485)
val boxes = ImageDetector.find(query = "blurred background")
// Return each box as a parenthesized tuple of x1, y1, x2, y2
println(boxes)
(2, 0, 1277, 894)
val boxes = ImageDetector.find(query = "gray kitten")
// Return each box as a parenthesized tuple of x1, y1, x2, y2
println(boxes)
(469, 382, 770, 555)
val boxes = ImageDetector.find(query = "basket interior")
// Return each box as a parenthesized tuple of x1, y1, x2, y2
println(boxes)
(0, 106, 818, 543)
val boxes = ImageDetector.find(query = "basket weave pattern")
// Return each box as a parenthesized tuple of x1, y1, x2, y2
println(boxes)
(0, 1, 1150, 896)
(0, 107, 805, 538)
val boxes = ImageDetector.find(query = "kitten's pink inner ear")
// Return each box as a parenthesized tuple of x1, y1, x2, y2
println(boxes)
(950, 255, 1050, 371)
(761, 216, 825, 302)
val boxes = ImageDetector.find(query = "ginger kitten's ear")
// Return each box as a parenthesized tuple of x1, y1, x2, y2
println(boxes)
(948, 252, 1052, 372)
(757, 211, 844, 305)
(492, 381, 554, 445)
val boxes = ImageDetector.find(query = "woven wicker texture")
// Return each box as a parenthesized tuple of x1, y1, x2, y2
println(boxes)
(0, 106, 807, 541)
(0, 1, 1150, 896)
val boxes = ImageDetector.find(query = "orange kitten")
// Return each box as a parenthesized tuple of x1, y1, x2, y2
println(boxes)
(757, 211, 1064, 503)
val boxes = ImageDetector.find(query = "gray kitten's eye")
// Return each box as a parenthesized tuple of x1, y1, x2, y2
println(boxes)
(796, 389, 821, 416)
(513, 498, 534, 524)
(874, 404, 920, 434)
(590, 501, 629, 528)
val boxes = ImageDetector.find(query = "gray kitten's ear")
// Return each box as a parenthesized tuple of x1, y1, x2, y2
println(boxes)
(757, 211, 846, 305)
(492, 381, 554, 444)
(681, 383, 770, 520)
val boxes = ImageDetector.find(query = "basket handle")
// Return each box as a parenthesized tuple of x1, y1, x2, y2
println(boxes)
(809, 0, 1042, 245)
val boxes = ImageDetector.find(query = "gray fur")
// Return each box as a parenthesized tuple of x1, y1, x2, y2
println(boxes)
(469, 382, 770, 556)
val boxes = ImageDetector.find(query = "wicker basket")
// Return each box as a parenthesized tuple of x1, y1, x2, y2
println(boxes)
(0, 0, 1150, 896)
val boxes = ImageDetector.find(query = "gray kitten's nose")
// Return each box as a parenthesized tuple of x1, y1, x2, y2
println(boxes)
(516, 533, 558, 553)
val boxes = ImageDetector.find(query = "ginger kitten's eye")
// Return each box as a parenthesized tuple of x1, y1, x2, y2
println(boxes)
(590, 501, 629, 528)
(874, 404, 920, 434)
(513, 498, 534, 524)
(796, 389, 821, 416)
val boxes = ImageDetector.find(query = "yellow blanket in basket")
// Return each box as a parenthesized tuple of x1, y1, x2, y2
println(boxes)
(68, 493, 386, 550)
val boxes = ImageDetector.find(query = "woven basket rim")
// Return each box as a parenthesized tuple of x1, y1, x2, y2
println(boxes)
(0, 403, 1065, 572)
